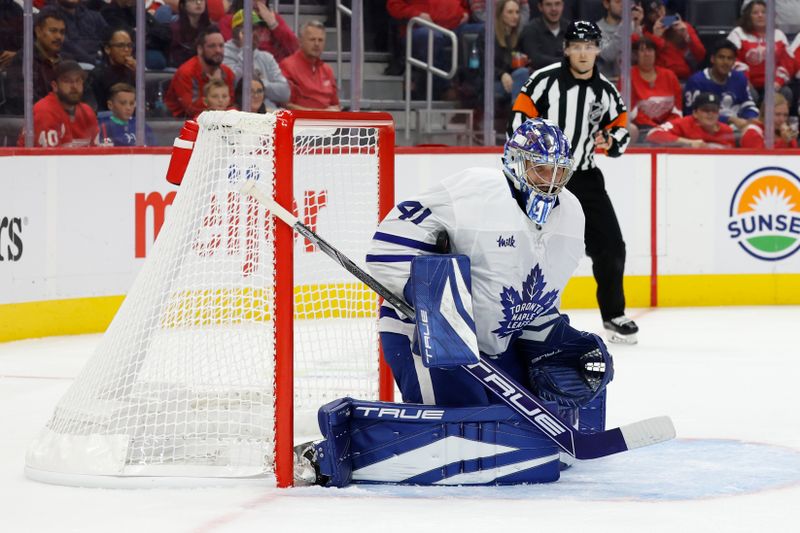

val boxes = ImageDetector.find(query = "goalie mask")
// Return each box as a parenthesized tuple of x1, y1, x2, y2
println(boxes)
(503, 118, 574, 224)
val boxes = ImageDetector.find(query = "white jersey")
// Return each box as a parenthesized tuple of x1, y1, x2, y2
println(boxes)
(367, 167, 585, 357)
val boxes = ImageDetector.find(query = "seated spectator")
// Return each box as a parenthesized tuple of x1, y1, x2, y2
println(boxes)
(99, 0, 172, 70)
(19, 60, 99, 147)
(223, 9, 290, 109)
(279, 20, 340, 111)
(596, 0, 644, 80)
(2, 8, 68, 115)
(219, 0, 298, 63)
(90, 28, 136, 112)
(151, 0, 179, 24)
(236, 76, 268, 113)
(98, 82, 155, 146)
(386, 0, 469, 99)
(468, 0, 530, 26)
(165, 25, 236, 117)
(635, 0, 704, 81)
(684, 40, 758, 131)
(740, 93, 798, 149)
(727, 0, 794, 101)
(170, 0, 211, 68)
(646, 92, 735, 148)
(481, 0, 529, 105)
(201, 77, 233, 114)
(0, 0, 23, 70)
(518, 0, 570, 72)
(628, 38, 681, 142)
(51, 0, 109, 65)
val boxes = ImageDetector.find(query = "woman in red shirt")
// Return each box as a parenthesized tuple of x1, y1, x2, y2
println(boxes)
(634, 1, 705, 81)
(628, 37, 682, 143)
(740, 92, 798, 148)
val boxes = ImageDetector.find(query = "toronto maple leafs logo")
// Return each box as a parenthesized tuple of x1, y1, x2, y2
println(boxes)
(492, 265, 558, 338)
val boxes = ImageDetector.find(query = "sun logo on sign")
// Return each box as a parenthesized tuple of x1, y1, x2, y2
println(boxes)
(727, 167, 800, 261)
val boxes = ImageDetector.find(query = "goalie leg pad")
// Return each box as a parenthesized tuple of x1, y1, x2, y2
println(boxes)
(315, 398, 561, 487)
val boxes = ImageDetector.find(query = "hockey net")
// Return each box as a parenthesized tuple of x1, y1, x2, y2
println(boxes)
(25, 110, 395, 487)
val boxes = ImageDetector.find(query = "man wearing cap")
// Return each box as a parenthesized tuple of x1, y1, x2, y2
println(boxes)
(223, 9, 290, 108)
(18, 60, 99, 147)
(646, 91, 735, 148)
(279, 20, 340, 112)
(164, 25, 236, 118)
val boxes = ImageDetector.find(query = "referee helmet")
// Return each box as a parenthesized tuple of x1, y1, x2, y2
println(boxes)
(564, 20, 602, 45)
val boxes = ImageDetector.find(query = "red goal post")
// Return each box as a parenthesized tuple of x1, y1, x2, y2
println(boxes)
(25, 110, 396, 488)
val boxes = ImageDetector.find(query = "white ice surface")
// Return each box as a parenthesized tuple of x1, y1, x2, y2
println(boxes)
(2, 307, 799, 533)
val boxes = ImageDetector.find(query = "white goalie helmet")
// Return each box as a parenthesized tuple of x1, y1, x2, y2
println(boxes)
(502, 118, 575, 224)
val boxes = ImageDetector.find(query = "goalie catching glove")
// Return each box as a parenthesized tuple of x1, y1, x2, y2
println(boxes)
(518, 314, 614, 409)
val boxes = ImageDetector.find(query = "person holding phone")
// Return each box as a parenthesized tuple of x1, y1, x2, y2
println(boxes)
(633, 0, 704, 81)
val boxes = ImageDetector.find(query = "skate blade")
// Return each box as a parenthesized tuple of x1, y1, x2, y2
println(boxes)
(605, 330, 638, 345)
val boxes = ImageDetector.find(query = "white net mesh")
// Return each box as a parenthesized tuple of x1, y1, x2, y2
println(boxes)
(26, 111, 387, 484)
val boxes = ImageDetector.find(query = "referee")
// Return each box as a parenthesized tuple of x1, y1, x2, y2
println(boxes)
(507, 20, 638, 344)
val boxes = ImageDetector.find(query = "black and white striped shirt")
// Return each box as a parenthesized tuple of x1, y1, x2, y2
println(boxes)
(508, 60, 630, 171)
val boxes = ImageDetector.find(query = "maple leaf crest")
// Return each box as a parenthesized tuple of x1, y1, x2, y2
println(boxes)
(492, 265, 559, 338)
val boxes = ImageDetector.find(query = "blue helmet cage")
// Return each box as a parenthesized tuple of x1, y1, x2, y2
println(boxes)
(503, 118, 574, 224)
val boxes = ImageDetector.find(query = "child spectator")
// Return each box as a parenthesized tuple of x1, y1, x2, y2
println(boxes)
(684, 39, 759, 131)
(279, 20, 340, 111)
(202, 77, 233, 113)
(646, 92, 735, 148)
(727, 0, 794, 101)
(236, 77, 268, 113)
(635, 0, 704, 81)
(740, 92, 798, 149)
(628, 37, 682, 142)
(170, 0, 211, 68)
(219, 0, 298, 63)
(19, 60, 99, 147)
(165, 25, 236, 117)
(90, 28, 136, 112)
(98, 82, 156, 146)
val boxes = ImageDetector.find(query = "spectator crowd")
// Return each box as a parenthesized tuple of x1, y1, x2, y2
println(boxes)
(1, 0, 799, 149)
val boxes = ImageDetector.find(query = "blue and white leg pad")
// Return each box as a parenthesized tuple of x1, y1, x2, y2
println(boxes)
(409, 254, 480, 368)
(314, 397, 562, 487)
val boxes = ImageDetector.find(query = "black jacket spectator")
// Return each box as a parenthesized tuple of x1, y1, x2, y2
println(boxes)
(2, 8, 72, 115)
(0, 0, 23, 61)
(518, 16, 570, 71)
(90, 28, 136, 112)
(51, 0, 109, 65)
(99, 0, 172, 69)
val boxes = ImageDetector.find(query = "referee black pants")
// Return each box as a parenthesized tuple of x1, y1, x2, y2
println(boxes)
(566, 167, 626, 321)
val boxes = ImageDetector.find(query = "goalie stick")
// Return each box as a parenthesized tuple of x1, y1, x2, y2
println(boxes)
(241, 181, 675, 460)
